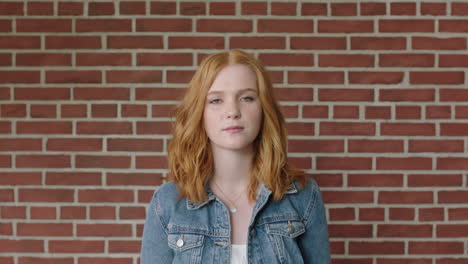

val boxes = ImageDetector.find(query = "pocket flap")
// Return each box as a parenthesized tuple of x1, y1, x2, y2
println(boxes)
(265, 220, 306, 238)
(168, 233, 205, 251)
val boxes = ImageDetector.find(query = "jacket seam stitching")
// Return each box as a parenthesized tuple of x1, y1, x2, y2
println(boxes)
(302, 180, 318, 228)
(154, 191, 169, 236)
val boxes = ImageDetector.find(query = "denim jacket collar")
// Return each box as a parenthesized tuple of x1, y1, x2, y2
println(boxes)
(186, 181, 298, 210)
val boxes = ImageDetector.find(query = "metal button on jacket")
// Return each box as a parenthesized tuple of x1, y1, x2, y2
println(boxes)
(177, 236, 184, 247)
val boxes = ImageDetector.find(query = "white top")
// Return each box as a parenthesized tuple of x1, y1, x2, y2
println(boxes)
(231, 244, 247, 264)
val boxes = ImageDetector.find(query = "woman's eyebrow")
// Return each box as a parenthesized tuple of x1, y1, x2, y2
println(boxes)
(207, 88, 257, 95)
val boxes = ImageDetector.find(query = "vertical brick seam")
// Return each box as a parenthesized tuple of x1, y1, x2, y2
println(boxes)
(0, 0, 468, 263)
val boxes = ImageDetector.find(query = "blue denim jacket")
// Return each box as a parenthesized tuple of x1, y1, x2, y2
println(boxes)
(140, 177, 331, 264)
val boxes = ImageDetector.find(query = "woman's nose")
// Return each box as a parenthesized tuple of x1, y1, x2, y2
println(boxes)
(226, 101, 241, 119)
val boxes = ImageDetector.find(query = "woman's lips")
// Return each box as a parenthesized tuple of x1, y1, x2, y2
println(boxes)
(223, 127, 244, 133)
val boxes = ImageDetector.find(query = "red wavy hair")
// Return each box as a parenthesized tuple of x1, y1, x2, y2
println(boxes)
(167, 49, 309, 204)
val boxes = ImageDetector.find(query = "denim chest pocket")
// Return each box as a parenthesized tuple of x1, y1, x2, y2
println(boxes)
(264, 219, 306, 264)
(167, 232, 205, 263)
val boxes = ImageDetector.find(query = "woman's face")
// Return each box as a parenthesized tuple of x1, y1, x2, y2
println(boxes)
(203, 64, 262, 152)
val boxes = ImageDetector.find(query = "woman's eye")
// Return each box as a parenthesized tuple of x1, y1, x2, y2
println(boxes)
(242, 96, 254, 101)
(209, 99, 221, 104)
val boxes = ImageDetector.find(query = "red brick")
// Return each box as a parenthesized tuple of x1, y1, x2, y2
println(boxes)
(89, 2, 114, 15)
(419, 208, 444, 221)
(377, 156, 433, 170)
(410, 71, 464, 84)
(379, 191, 433, 204)
(390, 208, 413, 220)
(259, 19, 313, 33)
(106, 70, 162, 83)
(107, 36, 163, 49)
(61, 104, 87, 118)
(46, 172, 101, 185)
(390, 2, 416, 15)
(0, 137, 40, 151)
(46, 71, 101, 84)
(49, 240, 104, 253)
(380, 54, 434, 67)
(380, 19, 434, 32)
(77, 121, 132, 134)
(150, 1, 176, 15)
(0, 71, 40, 84)
(109, 240, 141, 253)
(289, 71, 344, 84)
(76, 53, 131, 66)
(0, 172, 41, 185)
(30, 104, 56, 118)
(78, 190, 134, 203)
(452, 3, 468, 15)
(329, 224, 372, 238)
(14, 87, 70, 100)
(360, 2, 386, 15)
(46, 36, 101, 49)
(210, 2, 235, 15)
(230, 36, 284, 49)
(136, 18, 191, 32)
(259, 53, 314, 67)
(58, 2, 83, 15)
(76, 19, 132, 32)
(91, 104, 117, 118)
(0, 223, 12, 235)
(329, 208, 355, 221)
(16, 154, 71, 168)
(449, 208, 468, 220)
(0, 2, 24, 15)
(351, 37, 406, 50)
(197, 19, 252, 32)
(30, 206, 56, 219)
(380, 88, 434, 102)
(78, 224, 132, 237)
(19, 189, 74, 203)
(0, 189, 14, 202)
(421, 2, 446, 15)
(47, 138, 102, 151)
(348, 173, 403, 186)
(76, 155, 131, 169)
(0, 104, 26, 117)
(0, 240, 43, 253)
(301, 3, 327, 15)
(78, 257, 132, 264)
(120, 1, 146, 15)
(412, 37, 466, 50)
(331, 3, 357, 16)
(60, 206, 86, 220)
(18, 257, 73, 264)
(136, 121, 172, 135)
(0, 20, 12, 32)
(16, 53, 71, 67)
(291, 37, 346, 50)
(440, 19, 468, 32)
(123, 104, 147, 117)
(166, 70, 195, 83)
(1, 206, 26, 218)
(319, 54, 373, 67)
(107, 172, 162, 186)
(17, 19, 71, 32)
(319, 20, 373, 33)
(137, 52, 192, 66)
(119, 207, 146, 220)
(27, 2, 54, 15)
(409, 242, 463, 254)
(90, 206, 116, 219)
(18, 223, 72, 236)
(17, 121, 72, 134)
(323, 191, 374, 204)
(378, 224, 432, 237)
(74, 87, 130, 100)
(107, 138, 162, 152)
(135, 156, 167, 169)
(439, 191, 468, 203)
(350, 241, 404, 254)
(242, 2, 267, 15)
(0, 36, 41, 49)
(271, 2, 296, 16)
(169, 36, 224, 49)
(409, 140, 462, 153)
(320, 122, 374, 136)
(180, 2, 205, 15)
(349, 72, 403, 84)
(288, 139, 341, 153)
(359, 208, 385, 221)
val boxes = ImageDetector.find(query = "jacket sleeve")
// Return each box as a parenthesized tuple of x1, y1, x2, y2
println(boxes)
(140, 189, 174, 263)
(298, 179, 332, 264)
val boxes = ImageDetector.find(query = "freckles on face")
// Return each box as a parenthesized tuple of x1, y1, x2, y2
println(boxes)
(203, 64, 263, 150)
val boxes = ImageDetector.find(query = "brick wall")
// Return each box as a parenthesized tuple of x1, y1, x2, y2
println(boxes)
(1, 0, 468, 263)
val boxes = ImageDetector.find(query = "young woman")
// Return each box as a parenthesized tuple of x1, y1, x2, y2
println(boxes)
(140, 50, 331, 263)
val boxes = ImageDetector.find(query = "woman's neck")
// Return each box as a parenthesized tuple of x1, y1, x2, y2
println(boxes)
(210, 146, 254, 192)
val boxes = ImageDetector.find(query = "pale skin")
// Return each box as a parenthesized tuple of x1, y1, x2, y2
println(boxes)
(203, 64, 263, 245)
